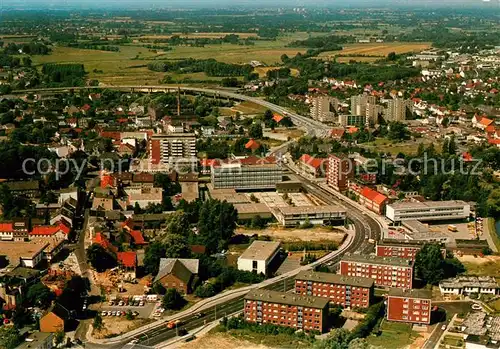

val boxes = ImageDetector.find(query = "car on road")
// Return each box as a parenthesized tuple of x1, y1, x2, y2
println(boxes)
(167, 320, 182, 329)
(194, 312, 204, 319)
(441, 324, 447, 331)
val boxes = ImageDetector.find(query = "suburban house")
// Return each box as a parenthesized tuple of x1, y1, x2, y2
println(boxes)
(39, 303, 70, 333)
(154, 258, 199, 294)
(439, 276, 500, 296)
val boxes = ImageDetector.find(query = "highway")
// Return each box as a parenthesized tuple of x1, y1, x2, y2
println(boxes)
(9, 85, 332, 138)
(5, 85, 381, 348)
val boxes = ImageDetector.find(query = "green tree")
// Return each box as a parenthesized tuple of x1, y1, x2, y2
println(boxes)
(0, 326, 22, 349)
(26, 282, 54, 309)
(93, 313, 103, 331)
(86, 243, 117, 272)
(415, 244, 445, 284)
(197, 199, 238, 253)
(248, 123, 263, 139)
(54, 331, 65, 347)
(162, 288, 186, 310)
(165, 211, 190, 235)
(163, 233, 191, 258)
(144, 242, 167, 275)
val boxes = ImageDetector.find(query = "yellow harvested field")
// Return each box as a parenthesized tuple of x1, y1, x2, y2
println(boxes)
(254, 66, 299, 78)
(220, 101, 268, 116)
(319, 42, 432, 59)
(178, 333, 270, 349)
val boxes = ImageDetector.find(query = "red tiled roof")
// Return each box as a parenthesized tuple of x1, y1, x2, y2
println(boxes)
(117, 118, 129, 123)
(462, 152, 473, 162)
(94, 233, 117, 253)
(480, 118, 494, 127)
(299, 154, 326, 170)
(489, 139, 500, 145)
(100, 131, 121, 141)
(239, 155, 276, 165)
(347, 127, 359, 134)
(30, 225, 61, 236)
(101, 174, 114, 189)
(58, 221, 71, 235)
(330, 128, 345, 138)
(485, 126, 496, 133)
(129, 230, 146, 245)
(82, 104, 91, 111)
(360, 187, 388, 206)
(0, 223, 14, 232)
(150, 140, 161, 165)
(191, 245, 206, 254)
(200, 159, 219, 167)
(273, 114, 284, 123)
(245, 139, 260, 150)
(121, 218, 134, 230)
(117, 251, 137, 268)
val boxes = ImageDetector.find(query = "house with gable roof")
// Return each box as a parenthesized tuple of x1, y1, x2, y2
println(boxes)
(153, 258, 199, 294)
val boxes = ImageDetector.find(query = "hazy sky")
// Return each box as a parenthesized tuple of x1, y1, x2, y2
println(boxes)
(1, 0, 498, 9)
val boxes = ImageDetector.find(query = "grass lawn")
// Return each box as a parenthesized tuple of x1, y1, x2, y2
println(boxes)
(488, 298, 500, 312)
(486, 217, 500, 251)
(461, 258, 500, 278)
(367, 321, 421, 349)
(214, 327, 315, 349)
(361, 137, 440, 156)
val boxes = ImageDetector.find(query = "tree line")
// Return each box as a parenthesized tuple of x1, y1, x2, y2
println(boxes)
(147, 58, 254, 77)
(3, 42, 51, 55)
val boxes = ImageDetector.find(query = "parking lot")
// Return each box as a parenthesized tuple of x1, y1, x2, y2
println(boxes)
(98, 302, 156, 319)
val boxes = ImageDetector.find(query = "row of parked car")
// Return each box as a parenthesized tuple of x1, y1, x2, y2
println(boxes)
(109, 299, 145, 307)
(102, 310, 139, 317)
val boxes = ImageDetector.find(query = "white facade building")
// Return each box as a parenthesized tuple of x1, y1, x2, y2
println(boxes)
(386, 200, 471, 222)
(439, 276, 500, 296)
(237, 241, 281, 275)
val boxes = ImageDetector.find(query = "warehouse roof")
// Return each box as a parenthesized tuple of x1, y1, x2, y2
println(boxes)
(239, 241, 280, 261)
(245, 289, 329, 309)
(276, 205, 346, 215)
(295, 271, 374, 288)
(388, 200, 469, 210)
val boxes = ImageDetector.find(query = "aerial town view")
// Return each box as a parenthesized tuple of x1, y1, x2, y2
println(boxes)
(0, 0, 499, 348)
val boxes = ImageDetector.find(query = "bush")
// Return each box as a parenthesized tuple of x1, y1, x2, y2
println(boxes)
(283, 241, 338, 252)
(162, 288, 186, 310)
(349, 302, 384, 340)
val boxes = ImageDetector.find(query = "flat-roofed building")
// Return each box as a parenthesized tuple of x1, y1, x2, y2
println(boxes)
(326, 155, 354, 193)
(376, 239, 446, 261)
(340, 253, 414, 289)
(386, 200, 471, 222)
(0, 241, 49, 268)
(439, 276, 500, 296)
(244, 289, 329, 333)
(310, 95, 338, 123)
(238, 241, 281, 275)
(211, 156, 283, 190)
(149, 133, 197, 170)
(295, 271, 373, 309)
(273, 205, 346, 227)
(387, 288, 431, 325)
(233, 203, 273, 221)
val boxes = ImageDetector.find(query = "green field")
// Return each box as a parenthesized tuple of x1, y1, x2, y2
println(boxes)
(367, 321, 421, 349)
(32, 33, 309, 85)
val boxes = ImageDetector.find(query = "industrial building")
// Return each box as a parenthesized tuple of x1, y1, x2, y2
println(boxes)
(237, 241, 281, 275)
(211, 156, 283, 190)
(295, 270, 373, 309)
(273, 205, 346, 227)
(386, 200, 471, 222)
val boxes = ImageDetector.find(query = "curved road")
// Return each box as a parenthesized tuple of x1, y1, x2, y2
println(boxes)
(10, 85, 332, 138)
(6, 85, 381, 347)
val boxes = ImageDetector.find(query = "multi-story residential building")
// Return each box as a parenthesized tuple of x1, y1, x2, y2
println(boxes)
(439, 276, 500, 296)
(365, 103, 384, 125)
(326, 155, 354, 193)
(386, 200, 471, 222)
(387, 288, 432, 325)
(385, 98, 413, 122)
(358, 187, 388, 215)
(338, 114, 367, 127)
(273, 205, 346, 227)
(149, 133, 197, 169)
(237, 241, 281, 275)
(244, 289, 329, 333)
(211, 156, 283, 190)
(376, 239, 446, 261)
(310, 95, 339, 123)
(340, 254, 414, 289)
(350, 94, 376, 117)
(295, 271, 374, 309)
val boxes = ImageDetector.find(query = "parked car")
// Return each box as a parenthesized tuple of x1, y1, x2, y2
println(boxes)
(101, 311, 107, 316)
(472, 304, 482, 310)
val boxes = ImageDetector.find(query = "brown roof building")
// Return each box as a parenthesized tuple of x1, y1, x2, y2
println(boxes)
(153, 258, 199, 294)
(39, 303, 70, 333)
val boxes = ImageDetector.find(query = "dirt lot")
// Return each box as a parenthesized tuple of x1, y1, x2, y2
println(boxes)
(236, 226, 346, 243)
(92, 317, 154, 339)
(178, 333, 271, 349)
(457, 255, 500, 278)
(254, 67, 300, 78)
